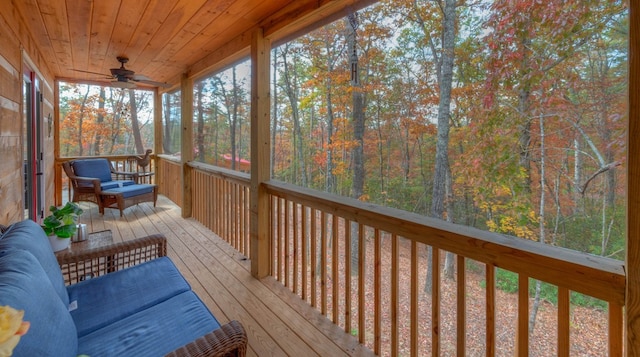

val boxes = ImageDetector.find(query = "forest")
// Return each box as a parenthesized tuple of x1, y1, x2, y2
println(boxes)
(61, 0, 628, 263)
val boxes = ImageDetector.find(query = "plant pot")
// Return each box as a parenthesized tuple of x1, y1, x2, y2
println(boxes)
(48, 235, 71, 252)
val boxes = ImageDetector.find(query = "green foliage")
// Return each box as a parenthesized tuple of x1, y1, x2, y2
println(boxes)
(41, 202, 83, 238)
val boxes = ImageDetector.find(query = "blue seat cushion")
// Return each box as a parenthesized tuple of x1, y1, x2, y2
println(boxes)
(101, 184, 155, 198)
(67, 257, 191, 337)
(0, 220, 69, 306)
(77, 291, 220, 357)
(100, 180, 136, 190)
(0, 250, 78, 357)
(72, 158, 113, 182)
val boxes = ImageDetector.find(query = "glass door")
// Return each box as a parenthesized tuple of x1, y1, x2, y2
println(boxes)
(23, 69, 44, 221)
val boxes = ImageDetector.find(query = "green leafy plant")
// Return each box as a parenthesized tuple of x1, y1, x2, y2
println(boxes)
(41, 202, 83, 238)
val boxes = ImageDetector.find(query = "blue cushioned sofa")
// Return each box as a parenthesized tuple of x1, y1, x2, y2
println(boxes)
(62, 158, 158, 216)
(0, 220, 247, 356)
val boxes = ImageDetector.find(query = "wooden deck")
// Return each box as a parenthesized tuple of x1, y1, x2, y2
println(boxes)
(76, 195, 375, 357)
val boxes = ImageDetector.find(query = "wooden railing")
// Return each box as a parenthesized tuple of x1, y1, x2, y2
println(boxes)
(188, 162, 251, 258)
(156, 155, 182, 208)
(170, 163, 626, 356)
(262, 181, 625, 356)
(55, 155, 156, 205)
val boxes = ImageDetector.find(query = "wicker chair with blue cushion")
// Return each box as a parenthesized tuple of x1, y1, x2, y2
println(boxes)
(63, 158, 157, 216)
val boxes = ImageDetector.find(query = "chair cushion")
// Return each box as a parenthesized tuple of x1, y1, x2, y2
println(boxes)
(72, 158, 113, 182)
(0, 220, 69, 306)
(102, 184, 155, 199)
(100, 180, 136, 190)
(0, 250, 78, 357)
(67, 256, 192, 337)
(77, 291, 220, 357)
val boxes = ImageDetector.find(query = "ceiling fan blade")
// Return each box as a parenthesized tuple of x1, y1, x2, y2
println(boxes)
(132, 77, 172, 88)
(71, 69, 113, 78)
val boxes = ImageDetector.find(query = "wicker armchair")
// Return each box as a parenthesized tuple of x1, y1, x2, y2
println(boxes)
(62, 159, 138, 205)
(62, 158, 157, 216)
(57, 234, 247, 357)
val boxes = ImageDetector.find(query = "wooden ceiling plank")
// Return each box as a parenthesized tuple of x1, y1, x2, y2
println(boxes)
(66, 0, 93, 75)
(103, 0, 153, 72)
(144, 0, 266, 78)
(87, 0, 121, 74)
(14, 0, 378, 86)
(11, 0, 63, 76)
(38, 0, 73, 70)
(120, 0, 175, 73)
(126, 0, 209, 74)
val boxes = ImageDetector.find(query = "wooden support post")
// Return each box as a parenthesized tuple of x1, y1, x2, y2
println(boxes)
(153, 89, 162, 186)
(250, 27, 271, 278)
(54, 80, 62, 206)
(181, 74, 194, 218)
(628, 1, 639, 355)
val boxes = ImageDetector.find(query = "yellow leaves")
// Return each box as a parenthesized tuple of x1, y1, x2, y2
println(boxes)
(486, 214, 536, 240)
(0, 305, 29, 357)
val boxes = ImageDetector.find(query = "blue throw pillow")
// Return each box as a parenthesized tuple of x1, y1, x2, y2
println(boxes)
(0, 250, 78, 356)
(0, 220, 69, 306)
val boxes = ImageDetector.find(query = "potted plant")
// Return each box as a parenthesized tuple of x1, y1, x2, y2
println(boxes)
(41, 202, 83, 252)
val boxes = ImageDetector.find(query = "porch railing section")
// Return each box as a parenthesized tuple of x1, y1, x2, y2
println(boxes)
(188, 162, 251, 259)
(262, 181, 625, 356)
(163, 163, 626, 356)
(157, 155, 182, 207)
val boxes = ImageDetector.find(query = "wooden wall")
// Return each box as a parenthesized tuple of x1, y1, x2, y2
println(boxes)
(0, 2, 54, 224)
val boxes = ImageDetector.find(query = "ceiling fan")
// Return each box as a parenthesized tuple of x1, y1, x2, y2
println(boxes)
(72, 56, 171, 88)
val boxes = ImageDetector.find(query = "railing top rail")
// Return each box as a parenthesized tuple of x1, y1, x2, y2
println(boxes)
(187, 161, 251, 184)
(264, 180, 625, 305)
(157, 154, 181, 163)
(56, 154, 156, 163)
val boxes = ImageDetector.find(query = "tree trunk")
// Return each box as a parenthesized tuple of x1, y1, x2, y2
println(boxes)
(230, 68, 239, 170)
(427, 0, 457, 290)
(195, 82, 205, 161)
(128, 90, 144, 154)
(271, 48, 279, 177)
(530, 113, 547, 334)
(92, 87, 105, 155)
(281, 44, 307, 187)
(347, 14, 366, 276)
(325, 44, 337, 194)
(163, 95, 173, 154)
(77, 87, 90, 156)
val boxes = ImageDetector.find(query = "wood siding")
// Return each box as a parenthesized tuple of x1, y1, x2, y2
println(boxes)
(0, 1, 55, 224)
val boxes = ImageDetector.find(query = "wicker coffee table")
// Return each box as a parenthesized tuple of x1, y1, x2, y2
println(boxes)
(55, 229, 113, 256)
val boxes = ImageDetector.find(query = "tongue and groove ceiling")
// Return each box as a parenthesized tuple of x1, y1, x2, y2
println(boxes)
(12, 0, 371, 88)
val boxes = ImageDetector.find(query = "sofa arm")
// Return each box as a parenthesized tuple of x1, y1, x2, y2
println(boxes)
(57, 234, 167, 285)
(165, 320, 248, 357)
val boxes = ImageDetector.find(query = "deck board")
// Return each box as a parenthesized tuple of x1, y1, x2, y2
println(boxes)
(77, 195, 374, 357)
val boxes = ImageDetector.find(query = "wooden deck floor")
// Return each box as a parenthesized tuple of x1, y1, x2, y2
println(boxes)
(77, 195, 375, 357)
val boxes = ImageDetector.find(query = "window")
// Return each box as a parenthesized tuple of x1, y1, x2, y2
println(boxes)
(270, 0, 628, 259)
(192, 60, 251, 172)
(162, 90, 181, 156)
(58, 82, 155, 156)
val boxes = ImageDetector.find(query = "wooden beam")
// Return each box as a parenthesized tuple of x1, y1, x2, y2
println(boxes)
(627, 0, 639, 354)
(153, 89, 162, 186)
(181, 73, 193, 218)
(250, 27, 271, 278)
(54, 79, 62, 206)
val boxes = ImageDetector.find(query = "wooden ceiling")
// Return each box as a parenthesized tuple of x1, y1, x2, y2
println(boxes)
(13, 0, 372, 89)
